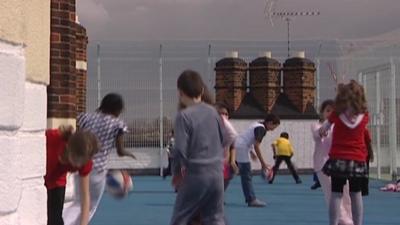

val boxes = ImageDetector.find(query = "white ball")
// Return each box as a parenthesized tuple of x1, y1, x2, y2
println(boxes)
(106, 170, 133, 199)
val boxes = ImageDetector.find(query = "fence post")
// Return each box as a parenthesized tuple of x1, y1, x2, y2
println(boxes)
(207, 44, 212, 88)
(389, 58, 398, 181)
(375, 72, 381, 179)
(316, 58, 320, 108)
(159, 44, 164, 177)
(97, 43, 101, 106)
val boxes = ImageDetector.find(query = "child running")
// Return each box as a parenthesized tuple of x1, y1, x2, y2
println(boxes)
(45, 126, 99, 225)
(311, 99, 353, 225)
(63, 93, 136, 225)
(235, 114, 280, 207)
(269, 132, 302, 184)
(320, 80, 369, 225)
(170, 70, 228, 225)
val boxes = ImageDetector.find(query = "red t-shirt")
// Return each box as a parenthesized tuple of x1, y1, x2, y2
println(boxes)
(329, 112, 369, 162)
(44, 129, 93, 189)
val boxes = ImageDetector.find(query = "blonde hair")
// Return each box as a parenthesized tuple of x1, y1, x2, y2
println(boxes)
(60, 130, 99, 167)
(334, 80, 368, 115)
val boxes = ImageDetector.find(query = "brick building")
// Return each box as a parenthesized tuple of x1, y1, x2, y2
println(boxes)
(0, 1, 88, 224)
(0, 1, 50, 224)
(48, 0, 88, 128)
(215, 51, 317, 119)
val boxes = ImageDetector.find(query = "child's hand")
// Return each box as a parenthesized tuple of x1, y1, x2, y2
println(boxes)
(262, 163, 272, 170)
(319, 127, 328, 137)
(230, 162, 239, 175)
(127, 153, 137, 160)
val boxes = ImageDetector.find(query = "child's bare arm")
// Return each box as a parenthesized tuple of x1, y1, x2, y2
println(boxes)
(271, 144, 276, 159)
(254, 141, 269, 169)
(229, 146, 239, 174)
(367, 142, 374, 162)
(79, 175, 90, 225)
(116, 134, 136, 159)
(319, 120, 332, 137)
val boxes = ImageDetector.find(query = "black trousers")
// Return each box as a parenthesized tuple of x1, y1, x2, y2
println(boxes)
(271, 156, 300, 182)
(47, 187, 66, 225)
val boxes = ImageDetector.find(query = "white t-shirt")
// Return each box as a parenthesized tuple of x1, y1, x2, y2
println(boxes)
(311, 121, 333, 172)
(235, 122, 266, 163)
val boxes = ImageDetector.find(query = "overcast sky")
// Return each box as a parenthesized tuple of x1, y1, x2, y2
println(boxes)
(77, 0, 400, 41)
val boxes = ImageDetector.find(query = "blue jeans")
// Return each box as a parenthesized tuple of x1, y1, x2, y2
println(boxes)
(238, 162, 256, 203)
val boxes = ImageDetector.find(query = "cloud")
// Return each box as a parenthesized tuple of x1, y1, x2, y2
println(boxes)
(76, 0, 110, 36)
(77, 0, 400, 41)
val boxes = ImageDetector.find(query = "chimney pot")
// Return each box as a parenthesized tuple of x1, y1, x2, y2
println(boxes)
(225, 51, 238, 58)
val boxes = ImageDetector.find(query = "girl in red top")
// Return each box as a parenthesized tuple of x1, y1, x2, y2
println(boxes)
(45, 126, 99, 225)
(320, 80, 369, 225)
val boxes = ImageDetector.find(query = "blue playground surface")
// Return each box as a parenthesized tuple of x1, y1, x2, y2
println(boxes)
(92, 175, 400, 225)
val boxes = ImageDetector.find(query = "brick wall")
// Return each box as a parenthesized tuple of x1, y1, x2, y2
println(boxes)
(75, 23, 88, 114)
(49, 0, 88, 123)
(215, 58, 247, 112)
(283, 58, 316, 113)
(249, 57, 281, 112)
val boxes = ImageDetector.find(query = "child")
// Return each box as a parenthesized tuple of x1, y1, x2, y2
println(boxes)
(311, 99, 353, 225)
(163, 130, 175, 179)
(320, 80, 369, 225)
(235, 114, 280, 207)
(63, 93, 136, 225)
(45, 126, 99, 225)
(169, 70, 228, 225)
(215, 102, 238, 191)
(269, 132, 302, 184)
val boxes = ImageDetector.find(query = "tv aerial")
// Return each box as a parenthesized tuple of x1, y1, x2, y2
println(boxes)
(265, 0, 320, 57)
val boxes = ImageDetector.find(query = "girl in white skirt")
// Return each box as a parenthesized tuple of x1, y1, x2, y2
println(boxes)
(63, 93, 136, 225)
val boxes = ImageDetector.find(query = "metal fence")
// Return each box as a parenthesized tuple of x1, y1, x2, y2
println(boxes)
(86, 41, 400, 179)
(358, 59, 400, 180)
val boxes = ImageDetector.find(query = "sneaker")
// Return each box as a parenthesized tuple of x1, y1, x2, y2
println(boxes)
(248, 199, 266, 207)
(296, 180, 302, 184)
(310, 182, 321, 190)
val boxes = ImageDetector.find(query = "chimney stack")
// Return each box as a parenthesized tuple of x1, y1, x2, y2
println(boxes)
(249, 52, 281, 112)
(215, 51, 247, 113)
(283, 51, 316, 113)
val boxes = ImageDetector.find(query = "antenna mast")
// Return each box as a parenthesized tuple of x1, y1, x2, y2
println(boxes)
(270, 10, 320, 57)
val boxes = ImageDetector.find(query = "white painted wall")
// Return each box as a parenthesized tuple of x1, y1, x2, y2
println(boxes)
(107, 119, 318, 171)
(232, 119, 317, 170)
(0, 40, 47, 225)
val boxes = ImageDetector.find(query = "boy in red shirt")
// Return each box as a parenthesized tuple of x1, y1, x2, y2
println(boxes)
(45, 126, 99, 225)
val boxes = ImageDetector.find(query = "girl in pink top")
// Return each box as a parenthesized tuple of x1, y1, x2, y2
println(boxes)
(215, 102, 238, 191)
(311, 100, 353, 225)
